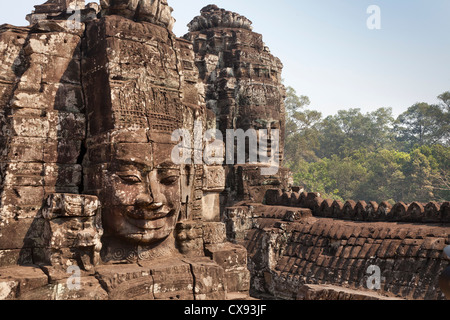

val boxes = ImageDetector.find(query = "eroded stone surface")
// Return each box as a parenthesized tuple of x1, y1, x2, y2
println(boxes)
(100, 0, 175, 30)
(187, 4, 253, 32)
(234, 202, 450, 300)
(0, 0, 448, 301)
(185, 6, 290, 209)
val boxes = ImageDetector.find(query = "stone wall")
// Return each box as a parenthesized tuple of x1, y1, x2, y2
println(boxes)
(0, 20, 86, 267)
(225, 193, 450, 300)
(264, 190, 450, 224)
(0, 1, 448, 301)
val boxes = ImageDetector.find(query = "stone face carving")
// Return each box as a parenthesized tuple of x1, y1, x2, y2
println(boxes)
(81, 14, 195, 257)
(0, 0, 250, 300)
(0, 0, 448, 301)
(185, 6, 289, 206)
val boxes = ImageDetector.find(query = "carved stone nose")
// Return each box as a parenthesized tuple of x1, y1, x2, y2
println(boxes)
(147, 202, 164, 210)
(135, 194, 154, 207)
(135, 193, 165, 210)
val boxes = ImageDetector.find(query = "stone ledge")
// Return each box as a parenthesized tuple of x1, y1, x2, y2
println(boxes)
(296, 284, 404, 300)
(0, 265, 49, 300)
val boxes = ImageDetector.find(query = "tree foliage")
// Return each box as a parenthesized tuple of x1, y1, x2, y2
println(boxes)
(284, 87, 450, 203)
(284, 86, 322, 166)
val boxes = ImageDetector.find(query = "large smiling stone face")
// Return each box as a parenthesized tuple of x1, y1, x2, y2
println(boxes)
(90, 133, 181, 245)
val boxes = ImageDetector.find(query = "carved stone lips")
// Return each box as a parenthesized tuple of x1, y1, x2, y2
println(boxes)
(127, 206, 170, 220)
(126, 205, 174, 230)
(127, 217, 168, 230)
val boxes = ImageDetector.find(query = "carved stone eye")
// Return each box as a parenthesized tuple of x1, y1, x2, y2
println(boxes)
(160, 175, 179, 185)
(118, 174, 142, 184)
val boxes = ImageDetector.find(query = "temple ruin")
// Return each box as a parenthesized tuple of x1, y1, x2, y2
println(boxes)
(0, 0, 448, 300)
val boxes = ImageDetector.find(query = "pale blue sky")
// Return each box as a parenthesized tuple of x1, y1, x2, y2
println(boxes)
(1, 0, 449, 117)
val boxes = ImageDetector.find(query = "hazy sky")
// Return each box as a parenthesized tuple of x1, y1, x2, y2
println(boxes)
(1, 0, 449, 117)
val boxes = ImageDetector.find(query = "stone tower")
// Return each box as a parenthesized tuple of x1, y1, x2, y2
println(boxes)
(185, 5, 291, 208)
(0, 0, 250, 300)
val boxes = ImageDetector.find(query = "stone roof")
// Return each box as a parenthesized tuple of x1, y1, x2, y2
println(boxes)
(188, 4, 253, 32)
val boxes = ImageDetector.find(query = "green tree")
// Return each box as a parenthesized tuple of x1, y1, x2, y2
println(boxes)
(437, 91, 450, 145)
(326, 155, 368, 200)
(292, 158, 342, 200)
(315, 115, 346, 158)
(316, 108, 396, 158)
(438, 91, 450, 111)
(355, 149, 409, 202)
(284, 86, 322, 167)
(284, 85, 449, 203)
(394, 102, 447, 150)
(401, 149, 437, 202)
(293, 155, 368, 201)
(417, 144, 450, 201)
